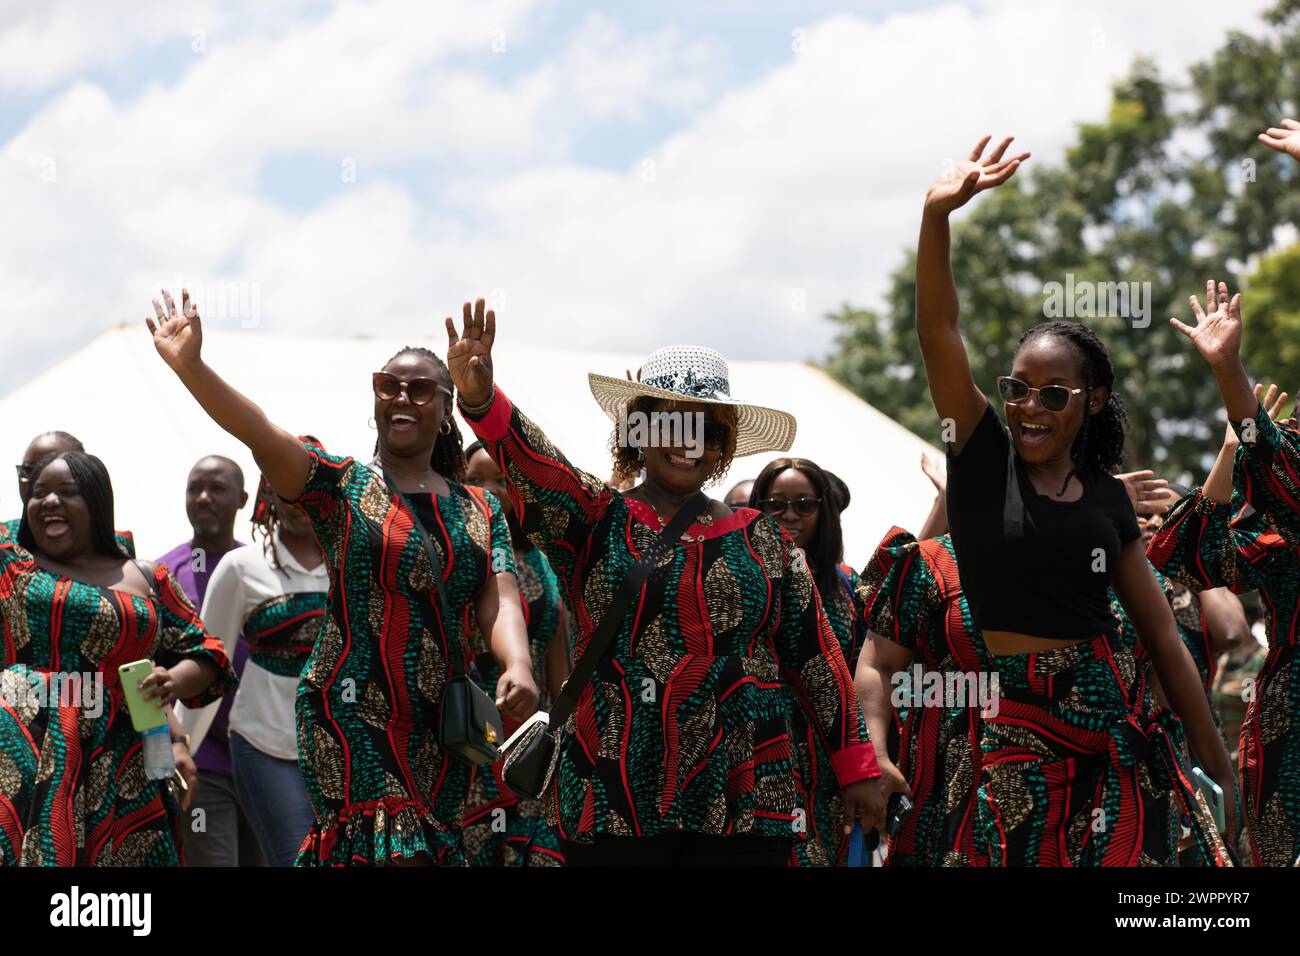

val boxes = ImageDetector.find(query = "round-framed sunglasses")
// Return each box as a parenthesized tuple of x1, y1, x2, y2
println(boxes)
(996, 376, 1088, 413)
(372, 372, 451, 406)
(758, 496, 821, 517)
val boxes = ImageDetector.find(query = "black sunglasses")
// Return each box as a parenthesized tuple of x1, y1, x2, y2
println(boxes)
(996, 376, 1087, 414)
(372, 372, 451, 406)
(759, 497, 821, 517)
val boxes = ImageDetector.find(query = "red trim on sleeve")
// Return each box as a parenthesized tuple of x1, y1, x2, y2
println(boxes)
(831, 742, 881, 786)
(459, 386, 513, 440)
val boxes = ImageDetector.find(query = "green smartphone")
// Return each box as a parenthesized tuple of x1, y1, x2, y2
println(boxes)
(117, 659, 167, 733)
(1192, 766, 1226, 832)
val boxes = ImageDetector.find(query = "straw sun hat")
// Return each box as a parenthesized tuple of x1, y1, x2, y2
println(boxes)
(587, 345, 797, 458)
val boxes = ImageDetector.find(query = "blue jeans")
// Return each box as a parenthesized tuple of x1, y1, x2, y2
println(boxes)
(229, 731, 315, 867)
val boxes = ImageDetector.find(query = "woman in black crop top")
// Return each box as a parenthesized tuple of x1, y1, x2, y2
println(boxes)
(912, 136, 1235, 866)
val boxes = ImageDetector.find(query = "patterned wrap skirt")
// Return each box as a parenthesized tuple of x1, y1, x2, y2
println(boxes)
(1238, 641, 1300, 867)
(976, 634, 1231, 867)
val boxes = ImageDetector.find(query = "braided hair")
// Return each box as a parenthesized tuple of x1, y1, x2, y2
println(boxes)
(252, 435, 323, 570)
(1015, 322, 1128, 476)
(373, 346, 467, 482)
(17, 451, 127, 558)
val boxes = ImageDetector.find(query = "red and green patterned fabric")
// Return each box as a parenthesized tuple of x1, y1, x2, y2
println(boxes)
(859, 528, 988, 866)
(462, 544, 566, 866)
(288, 443, 516, 867)
(0, 541, 235, 865)
(461, 387, 878, 849)
(1149, 458, 1300, 868)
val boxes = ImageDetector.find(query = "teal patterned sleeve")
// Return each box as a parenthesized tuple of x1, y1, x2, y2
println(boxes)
(286, 441, 364, 565)
(151, 565, 238, 707)
(484, 490, 518, 580)
(858, 527, 932, 651)
(1147, 488, 1279, 593)
(459, 387, 615, 584)
(1229, 407, 1300, 544)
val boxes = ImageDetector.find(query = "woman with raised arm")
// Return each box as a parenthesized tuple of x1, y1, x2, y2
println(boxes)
(0, 450, 234, 865)
(447, 300, 883, 866)
(1166, 282, 1300, 866)
(145, 289, 537, 866)
(917, 137, 1234, 866)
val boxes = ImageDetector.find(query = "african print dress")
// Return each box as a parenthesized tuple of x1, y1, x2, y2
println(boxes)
(462, 388, 879, 849)
(0, 542, 235, 865)
(462, 544, 567, 866)
(289, 445, 517, 867)
(787, 562, 866, 866)
(1148, 453, 1300, 867)
(859, 529, 988, 866)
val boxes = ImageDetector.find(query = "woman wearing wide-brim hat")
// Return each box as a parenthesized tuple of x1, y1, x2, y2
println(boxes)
(448, 298, 884, 866)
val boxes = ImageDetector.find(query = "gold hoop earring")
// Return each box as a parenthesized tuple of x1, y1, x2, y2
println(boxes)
(441, 420, 453, 436)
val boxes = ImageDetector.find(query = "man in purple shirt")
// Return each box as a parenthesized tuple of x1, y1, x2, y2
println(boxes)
(157, 455, 259, 867)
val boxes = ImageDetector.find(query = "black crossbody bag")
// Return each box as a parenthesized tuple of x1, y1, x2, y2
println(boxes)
(501, 491, 708, 799)
(377, 467, 503, 766)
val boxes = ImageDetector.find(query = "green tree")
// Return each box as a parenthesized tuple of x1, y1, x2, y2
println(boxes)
(824, 0, 1300, 483)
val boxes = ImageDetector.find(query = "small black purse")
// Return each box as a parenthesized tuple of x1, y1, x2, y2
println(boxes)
(378, 467, 502, 766)
(501, 491, 708, 798)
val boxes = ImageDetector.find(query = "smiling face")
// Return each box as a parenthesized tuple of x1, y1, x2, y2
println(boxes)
(186, 458, 245, 542)
(465, 447, 511, 518)
(375, 352, 451, 460)
(18, 433, 80, 505)
(25, 457, 92, 561)
(764, 467, 820, 549)
(1006, 334, 1107, 466)
(640, 399, 731, 496)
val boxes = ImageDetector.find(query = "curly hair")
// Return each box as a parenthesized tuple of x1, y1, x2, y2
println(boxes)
(1016, 321, 1128, 476)
(373, 346, 467, 482)
(607, 396, 738, 488)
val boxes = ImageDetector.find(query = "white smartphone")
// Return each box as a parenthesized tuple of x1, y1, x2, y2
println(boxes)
(1192, 766, 1226, 832)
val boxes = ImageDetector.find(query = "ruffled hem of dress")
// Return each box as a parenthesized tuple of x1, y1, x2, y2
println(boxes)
(294, 797, 463, 867)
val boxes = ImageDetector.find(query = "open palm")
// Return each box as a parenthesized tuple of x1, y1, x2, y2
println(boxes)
(1170, 280, 1243, 367)
(925, 135, 1030, 216)
(145, 288, 203, 372)
(445, 298, 495, 407)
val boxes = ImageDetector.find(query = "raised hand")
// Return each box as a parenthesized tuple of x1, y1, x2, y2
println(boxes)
(1170, 280, 1243, 369)
(1259, 119, 1300, 162)
(920, 452, 947, 496)
(445, 298, 495, 408)
(924, 135, 1030, 217)
(145, 288, 203, 373)
(1115, 469, 1169, 513)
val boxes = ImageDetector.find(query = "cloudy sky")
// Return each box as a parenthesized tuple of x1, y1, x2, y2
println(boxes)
(0, 0, 1278, 394)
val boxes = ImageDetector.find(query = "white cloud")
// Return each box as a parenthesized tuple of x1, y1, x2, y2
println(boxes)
(0, 0, 1280, 399)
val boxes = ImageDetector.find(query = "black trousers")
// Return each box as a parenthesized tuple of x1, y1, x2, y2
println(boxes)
(561, 833, 789, 867)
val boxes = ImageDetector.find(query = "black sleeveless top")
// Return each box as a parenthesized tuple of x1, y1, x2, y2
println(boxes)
(946, 402, 1140, 641)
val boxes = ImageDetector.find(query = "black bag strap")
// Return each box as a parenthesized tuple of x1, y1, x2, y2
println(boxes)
(550, 491, 709, 728)
(374, 464, 467, 679)
(1001, 420, 1026, 540)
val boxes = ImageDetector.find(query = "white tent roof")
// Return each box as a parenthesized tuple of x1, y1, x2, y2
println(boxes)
(0, 326, 940, 567)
